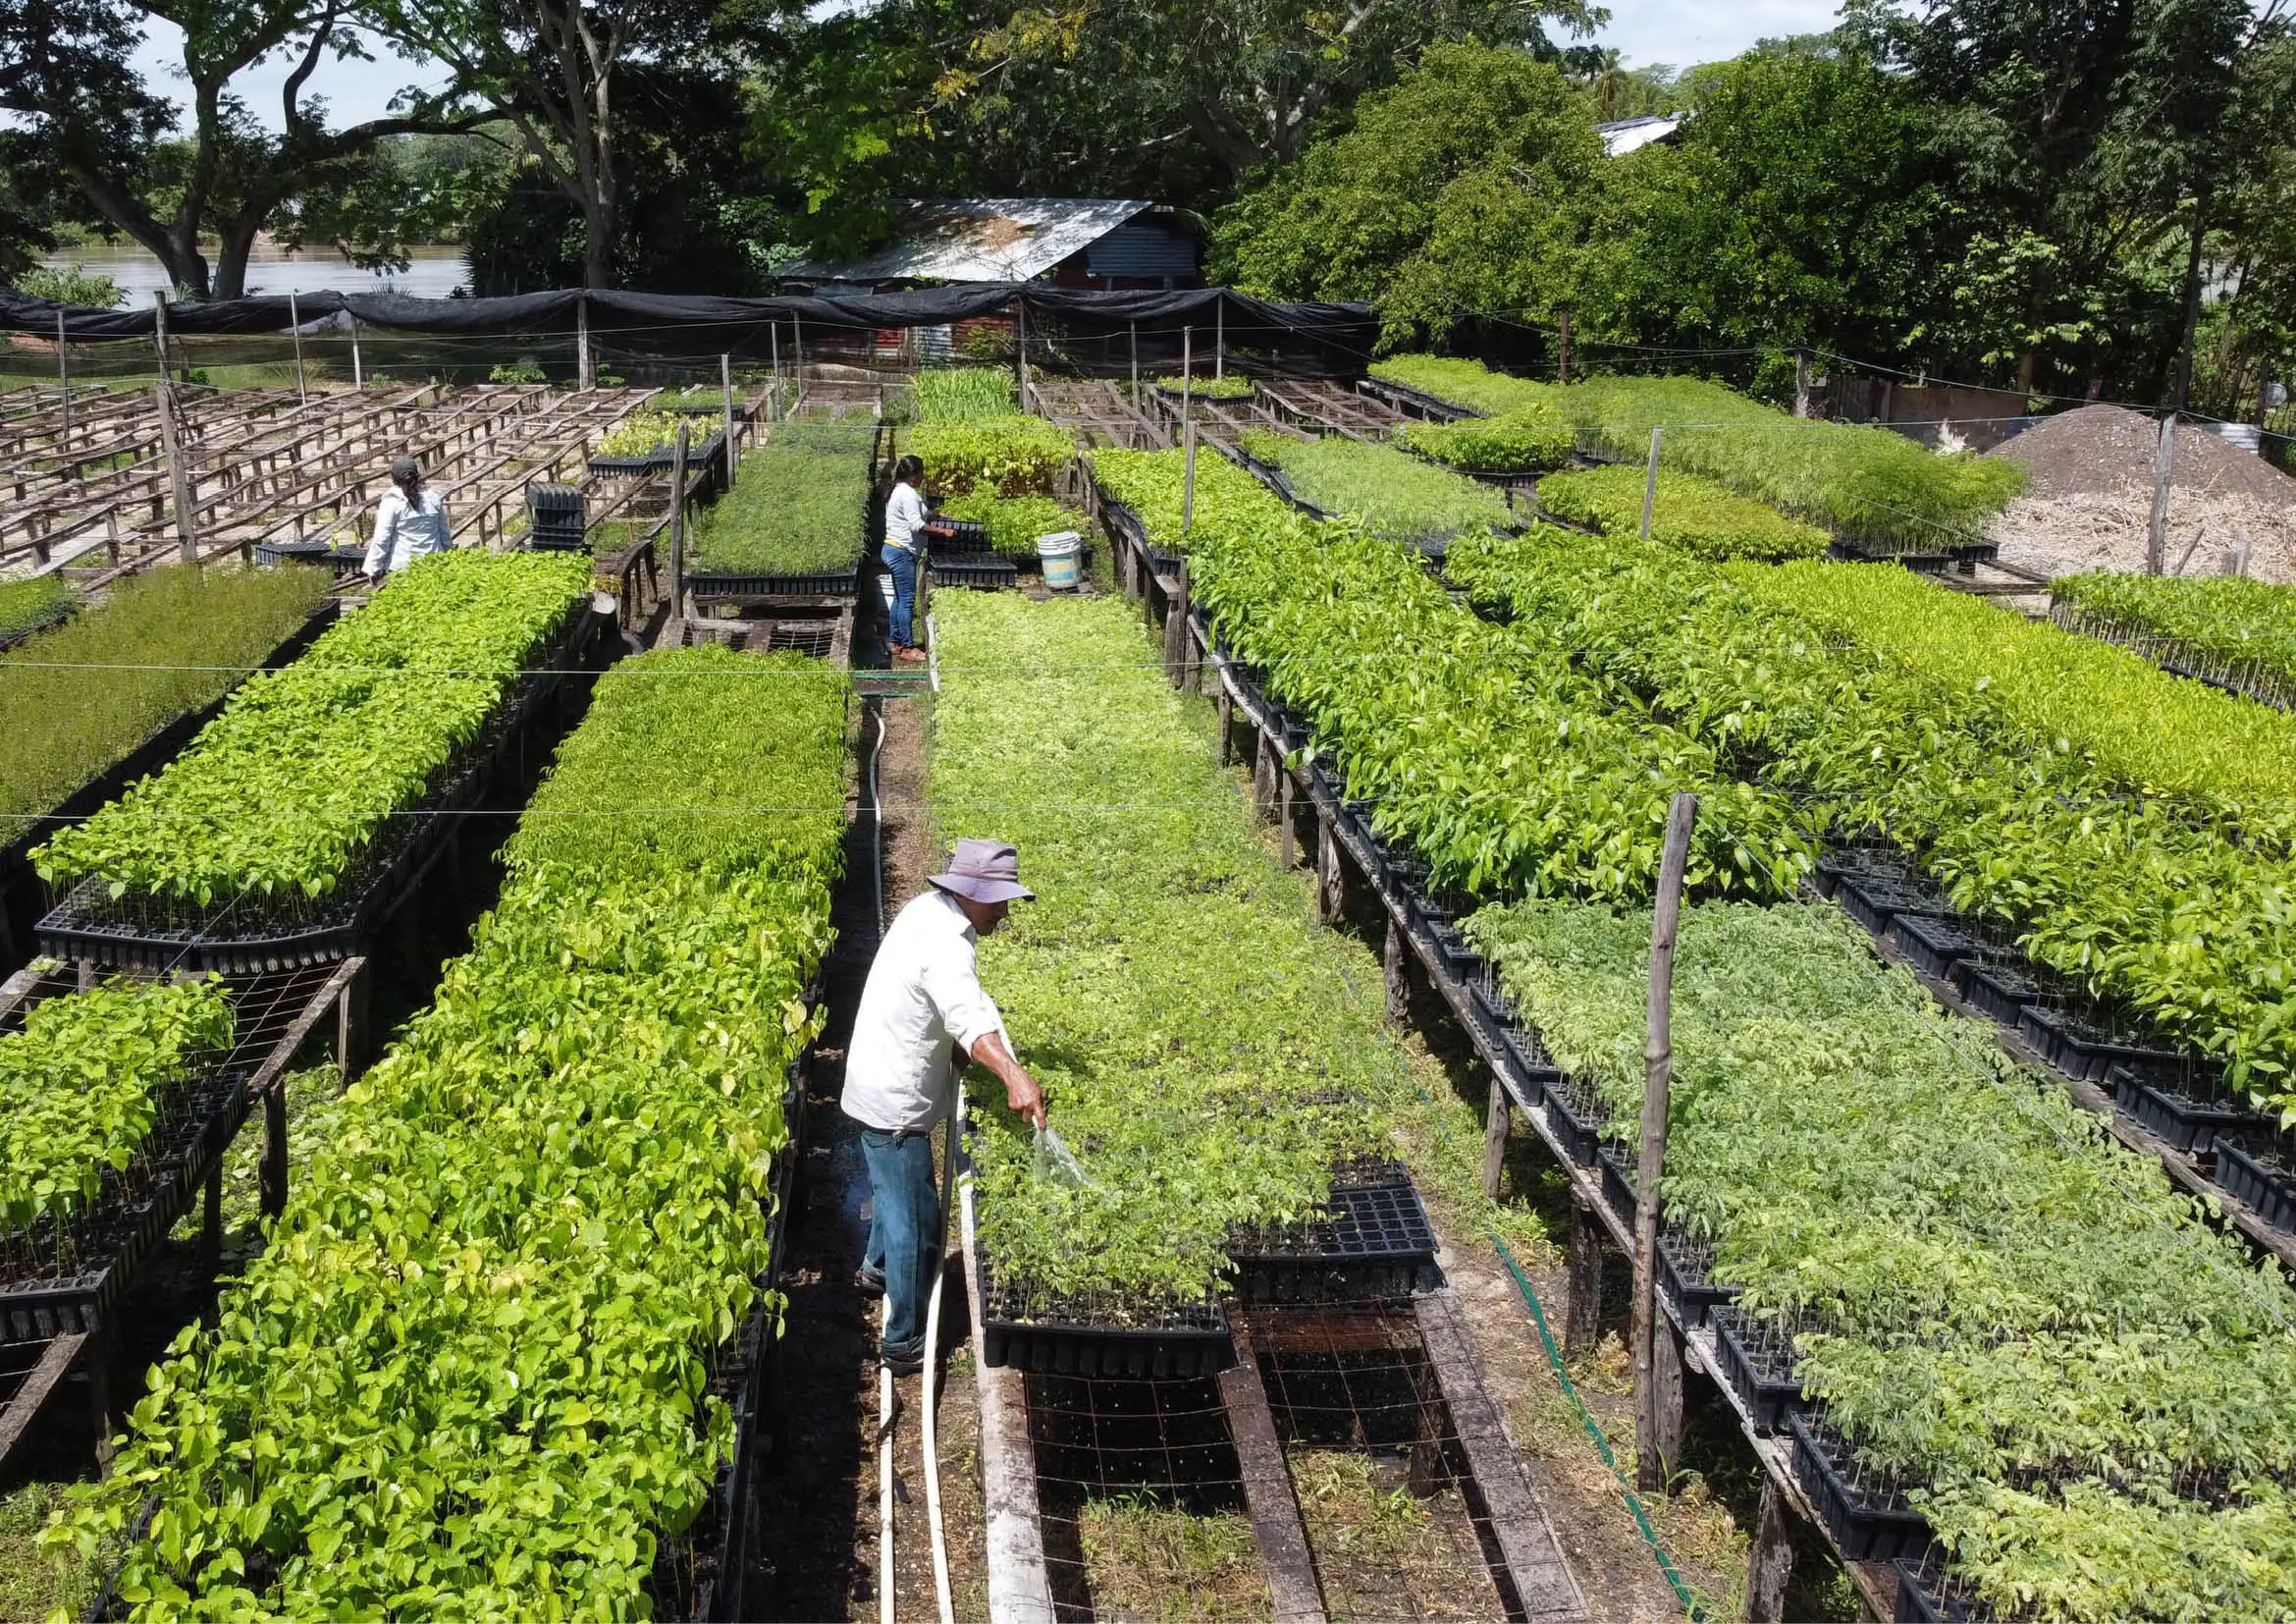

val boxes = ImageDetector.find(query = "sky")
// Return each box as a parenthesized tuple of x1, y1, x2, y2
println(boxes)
(131, 1, 1848, 135)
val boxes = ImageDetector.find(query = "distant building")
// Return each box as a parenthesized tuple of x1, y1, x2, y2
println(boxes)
(784, 198, 1204, 292)
(1596, 115, 1686, 158)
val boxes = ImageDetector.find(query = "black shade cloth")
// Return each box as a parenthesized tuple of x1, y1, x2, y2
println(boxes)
(0, 284, 1374, 361)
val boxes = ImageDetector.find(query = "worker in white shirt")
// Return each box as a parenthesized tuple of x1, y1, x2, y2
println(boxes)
(881, 454, 953, 666)
(843, 838, 1046, 1376)
(363, 457, 452, 585)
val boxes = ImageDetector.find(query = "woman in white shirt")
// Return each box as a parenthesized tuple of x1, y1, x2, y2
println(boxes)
(364, 457, 452, 584)
(882, 455, 950, 665)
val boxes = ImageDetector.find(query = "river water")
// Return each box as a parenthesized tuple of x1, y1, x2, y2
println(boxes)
(37, 242, 470, 304)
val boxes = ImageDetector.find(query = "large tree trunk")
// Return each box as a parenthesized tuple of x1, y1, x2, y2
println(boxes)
(212, 212, 268, 300)
(2170, 193, 2209, 413)
(56, 150, 212, 297)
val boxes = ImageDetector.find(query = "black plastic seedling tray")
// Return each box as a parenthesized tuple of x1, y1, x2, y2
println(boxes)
(253, 539, 369, 573)
(932, 558, 1021, 591)
(1543, 1073, 1607, 1167)
(2214, 1139, 2296, 1232)
(1834, 873, 1951, 937)
(1596, 1142, 1638, 1230)
(928, 518, 992, 554)
(1892, 1557, 1984, 1624)
(588, 429, 726, 478)
(978, 1253, 1234, 1380)
(2119, 1071, 2256, 1157)
(1884, 912, 2001, 985)
(1710, 1306, 1804, 1435)
(1949, 959, 2048, 1026)
(1656, 1231, 1738, 1329)
(1789, 1412, 1933, 1564)
(1228, 1164, 1442, 1305)
(2016, 1004, 2188, 1085)
(687, 565, 862, 598)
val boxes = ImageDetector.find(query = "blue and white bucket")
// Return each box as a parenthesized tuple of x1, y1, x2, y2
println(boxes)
(1037, 529, 1084, 590)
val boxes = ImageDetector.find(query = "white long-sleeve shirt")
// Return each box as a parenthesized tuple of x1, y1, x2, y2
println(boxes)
(365, 486, 452, 576)
(884, 481, 929, 554)
(843, 890, 1006, 1132)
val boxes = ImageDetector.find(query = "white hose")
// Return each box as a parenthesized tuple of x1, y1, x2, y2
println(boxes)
(922, 1095, 960, 1624)
(879, 1304, 896, 1624)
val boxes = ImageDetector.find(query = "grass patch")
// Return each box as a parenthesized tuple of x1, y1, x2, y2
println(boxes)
(690, 421, 874, 577)
(0, 576, 71, 643)
(1078, 1496, 1271, 1622)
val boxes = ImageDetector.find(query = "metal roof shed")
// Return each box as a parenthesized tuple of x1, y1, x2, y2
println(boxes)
(784, 199, 1203, 290)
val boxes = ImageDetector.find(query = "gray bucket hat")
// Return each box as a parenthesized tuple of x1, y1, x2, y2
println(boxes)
(390, 457, 419, 481)
(930, 839, 1036, 905)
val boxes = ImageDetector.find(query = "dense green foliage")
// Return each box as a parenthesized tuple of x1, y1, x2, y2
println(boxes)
(937, 491, 1087, 561)
(934, 590, 1400, 1301)
(0, 576, 70, 643)
(55, 646, 847, 1616)
(0, 566, 330, 849)
(1240, 430, 1511, 539)
(2054, 571, 2296, 693)
(911, 414, 1074, 499)
(1394, 410, 1574, 473)
(1536, 464, 1828, 562)
(595, 410, 690, 460)
(1468, 898, 2296, 1622)
(690, 422, 873, 576)
(1101, 446, 1815, 899)
(0, 978, 232, 1238)
(1445, 527, 2296, 1110)
(1369, 354, 1563, 417)
(1150, 373, 1253, 400)
(912, 367, 1014, 421)
(36, 552, 590, 906)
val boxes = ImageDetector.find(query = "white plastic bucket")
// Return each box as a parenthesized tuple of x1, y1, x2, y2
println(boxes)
(1038, 529, 1083, 590)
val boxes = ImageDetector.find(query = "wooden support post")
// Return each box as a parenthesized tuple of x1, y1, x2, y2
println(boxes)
(1129, 320, 1139, 396)
(337, 961, 368, 1076)
(2147, 411, 2177, 574)
(770, 319, 781, 418)
(1254, 730, 1278, 820)
(0, 1333, 83, 1473)
(1279, 767, 1297, 867)
(1565, 1193, 1603, 1356)
(1639, 426, 1663, 542)
(1317, 816, 1346, 926)
(1745, 1478, 1797, 1623)
(1220, 1312, 1330, 1624)
(1483, 1078, 1510, 1199)
(721, 353, 736, 486)
(55, 310, 70, 443)
(1217, 687, 1235, 765)
(1651, 1321, 1686, 1489)
(668, 420, 690, 624)
(152, 288, 170, 380)
(288, 289, 307, 405)
(350, 315, 363, 389)
(262, 1079, 289, 1218)
(1182, 419, 1198, 535)
(576, 292, 594, 390)
(1015, 299, 1029, 404)
(1214, 298, 1224, 379)
(1383, 915, 1409, 1022)
(152, 374, 199, 563)
(1631, 791, 1696, 1491)
(1168, 558, 1192, 690)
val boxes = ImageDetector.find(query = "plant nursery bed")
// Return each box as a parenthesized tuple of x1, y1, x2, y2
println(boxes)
(1595, 1141, 1638, 1231)
(687, 565, 862, 600)
(2014, 1003, 2189, 1085)
(1893, 1554, 1989, 1623)
(1883, 912, 2012, 985)
(977, 1252, 1235, 1380)
(2119, 1070, 2257, 1158)
(1789, 1412, 1934, 1565)
(1710, 1305, 1805, 1435)
(931, 558, 1022, 591)
(1656, 1231, 1739, 1329)
(36, 607, 601, 975)
(927, 518, 992, 554)
(1541, 1072, 1607, 1167)
(1227, 1160, 1442, 1305)
(0, 1063, 245, 1343)
(1947, 958, 2050, 1026)
(2212, 1138, 2296, 1234)
(253, 539, 369, 575)
(1834, 872, 1953, 937)
(0, 594, 75, 653)
(588, 428, 727, 478)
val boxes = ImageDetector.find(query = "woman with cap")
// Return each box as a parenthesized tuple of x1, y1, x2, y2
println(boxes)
(363, 457, 453, 585)
(842, 838, 1046, 1377)
(881, 454, 952, 666)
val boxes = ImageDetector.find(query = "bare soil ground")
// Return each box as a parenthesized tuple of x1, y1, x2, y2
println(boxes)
(1987, 405, 2296, 581)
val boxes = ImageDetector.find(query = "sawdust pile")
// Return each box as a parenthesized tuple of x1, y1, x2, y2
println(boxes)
(1984, 405, 2296, 582)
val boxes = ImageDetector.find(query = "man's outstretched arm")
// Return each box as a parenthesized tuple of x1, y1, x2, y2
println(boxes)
(966, 1030, 1045, 1128)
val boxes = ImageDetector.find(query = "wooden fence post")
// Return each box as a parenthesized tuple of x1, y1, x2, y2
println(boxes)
(1631, 791, 1697, 1491)
(152, 375, 198, 563)
(721, 352, 736, 486)
(1482, 1079, 1510, 1199)
(1182, 419, 1198, 535)
(1383, 917, 1409, 1022)
(55, 311, 70, 444)
(668, 420, 690, 629)
(288, 290, 307, 405)
(2148, 412, 2177, 574)
(576, 292, 594, 390)
(1745, 1479, 1796, 1622)
(1565, 1193, 1603, 1356)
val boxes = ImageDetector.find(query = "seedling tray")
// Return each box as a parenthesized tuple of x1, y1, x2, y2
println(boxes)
(978, 1253, 1234, 1380)
(687, 565, 862, 599)
(1657, 1231, 1738, 1329)
(37, 609, 600, 974)
(1495, 1024, 1557, 1110)
(1710, 1306, 1804, 1435)
(1813, 846, 1919, 897)
(2121, 1072, 2255, 1157)
(1596, 1142, 1638, 1231)
(1892, 1556, 1986, 1624)
(2016, 1004, 2187, 1084)
(1788, 1412, 1933, 1564)
(2214, 1139, 2296, 1232)
(0, 1065, 247, 1342)
(932, 558, 1021, 591)
(1834, 872, 1951, 937)
(254, 539, 368, 574)
(1542, 1073, 1606, 1167)
(1884, 913, 2002, 985)
(1228, 1163, 1442, 1304)
(1949, 960, 2048, 1026)
(588, 429, 726, 478)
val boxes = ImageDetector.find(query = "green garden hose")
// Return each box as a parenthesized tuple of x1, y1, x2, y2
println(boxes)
(1490, 1232, 1706, 1622)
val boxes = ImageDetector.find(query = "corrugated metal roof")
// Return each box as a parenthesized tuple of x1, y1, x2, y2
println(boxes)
(1597, 115, 1685, 157)
(788, 198, 1157, 284)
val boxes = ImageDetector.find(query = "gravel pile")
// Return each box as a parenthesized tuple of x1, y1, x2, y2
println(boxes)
(1984, 405, 2296, 581)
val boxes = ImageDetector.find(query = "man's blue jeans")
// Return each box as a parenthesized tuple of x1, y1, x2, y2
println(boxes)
(860, 1124, 939, 1358)
(881, 544, 918, 650)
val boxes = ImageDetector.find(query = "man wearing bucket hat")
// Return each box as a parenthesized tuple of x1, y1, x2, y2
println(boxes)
(844, 838, 1046, 1376)
(363, 456, 453, 585)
